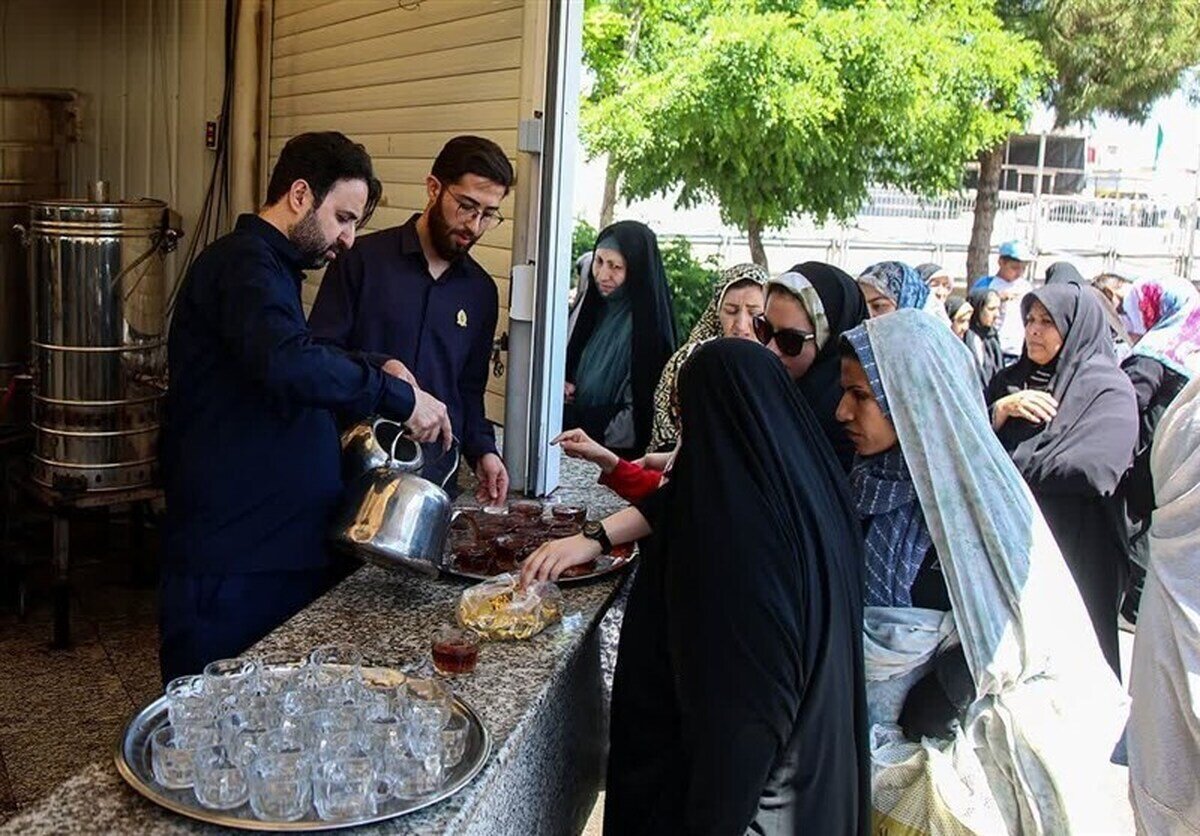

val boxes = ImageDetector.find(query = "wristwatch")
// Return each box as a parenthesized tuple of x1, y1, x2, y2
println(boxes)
(581, 520, 613, 555)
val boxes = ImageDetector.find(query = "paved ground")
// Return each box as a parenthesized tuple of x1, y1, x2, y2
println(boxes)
(0, 513, 160, 824)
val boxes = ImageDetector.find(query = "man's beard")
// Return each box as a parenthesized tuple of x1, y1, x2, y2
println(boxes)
(289, 208, 340, 269)
(428, 200, 478, 262)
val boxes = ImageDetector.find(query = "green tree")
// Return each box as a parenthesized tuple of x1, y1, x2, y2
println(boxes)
(966, 0, 1200, 280)
(583, 0, 1046, 270)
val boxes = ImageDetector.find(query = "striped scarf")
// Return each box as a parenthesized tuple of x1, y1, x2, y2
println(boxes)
(844, 324, 934, 607)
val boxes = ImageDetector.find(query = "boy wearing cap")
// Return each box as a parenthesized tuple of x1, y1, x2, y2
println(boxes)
(971, 240, 1034, 364)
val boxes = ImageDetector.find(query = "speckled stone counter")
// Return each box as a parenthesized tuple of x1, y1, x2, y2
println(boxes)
(2, 457, 631, 836)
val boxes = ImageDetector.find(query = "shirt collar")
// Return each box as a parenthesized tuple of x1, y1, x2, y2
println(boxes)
(236, 214, 306, 275)
(399, 213, 470, 283)
(399, 214, 424, 257)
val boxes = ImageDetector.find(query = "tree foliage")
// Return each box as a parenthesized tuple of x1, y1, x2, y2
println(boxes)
(1004, 0, 1200, 126)
(580, 0, 1048, 262)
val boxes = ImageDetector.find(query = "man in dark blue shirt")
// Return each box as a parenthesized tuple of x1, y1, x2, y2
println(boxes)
(159, 132, 451, 683)
(309, 136, 512, 503)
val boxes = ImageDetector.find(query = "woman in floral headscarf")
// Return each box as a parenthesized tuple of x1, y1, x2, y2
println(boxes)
(857, 260, 945, 320)
(1119, 275, 1200, 621)
(647, 263, 768, 452)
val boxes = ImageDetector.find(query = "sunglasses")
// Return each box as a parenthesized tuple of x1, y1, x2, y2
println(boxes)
(752, 314, 815, 357)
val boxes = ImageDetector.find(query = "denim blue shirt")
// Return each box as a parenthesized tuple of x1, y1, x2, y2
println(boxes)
(161, 214, 416, 574)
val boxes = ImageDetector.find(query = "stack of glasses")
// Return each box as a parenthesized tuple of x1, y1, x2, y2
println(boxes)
(151, 644, 472, 823)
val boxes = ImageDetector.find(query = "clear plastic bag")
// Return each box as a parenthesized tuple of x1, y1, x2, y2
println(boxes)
(456, 573, 563, 640)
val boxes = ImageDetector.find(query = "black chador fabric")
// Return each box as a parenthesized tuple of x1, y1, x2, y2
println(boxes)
(1044, 261, 1131, 350)
(565, 220, 677, 454)
(1043, 261, 1085, 286)
(789, 261, 868, 471)
(987, 283, 1136, 495)
(965, 288, 1004, 389)
(605, 338, 869, 836)
(986, 283, 1138, 675)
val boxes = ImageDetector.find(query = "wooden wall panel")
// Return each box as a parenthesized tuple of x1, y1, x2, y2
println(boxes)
(270, 0, 529, 423)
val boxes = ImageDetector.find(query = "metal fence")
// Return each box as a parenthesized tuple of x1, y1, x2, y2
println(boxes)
(666, 187, 1200, 283)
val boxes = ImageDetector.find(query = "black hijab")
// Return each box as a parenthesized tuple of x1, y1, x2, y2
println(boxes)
(566, 221, 677, 454)
(987, 283, 1137, 495)
(605, 337, 868, 835)
(1044, 261, 1085, 286)
(965, 288, 1004, 387)
(790, 261, 869, 470)
(945, 295, 970, 321)
(1043, 261, 1131, 349)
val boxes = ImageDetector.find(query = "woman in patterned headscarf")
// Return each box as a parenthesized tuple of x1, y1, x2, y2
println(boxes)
(647, 263, 768, 452)
(857, 261, 943, 320)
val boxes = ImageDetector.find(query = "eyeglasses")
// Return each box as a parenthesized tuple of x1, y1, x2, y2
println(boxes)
(752, 314, 815, 357)
(443, 187, 504, 231)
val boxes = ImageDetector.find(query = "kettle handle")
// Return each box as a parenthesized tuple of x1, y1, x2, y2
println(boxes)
(392, 428, 461, 491)
(431, 437, 461, 491)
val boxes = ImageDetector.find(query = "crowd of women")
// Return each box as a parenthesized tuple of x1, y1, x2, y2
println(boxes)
(534, 219, 1200, 834)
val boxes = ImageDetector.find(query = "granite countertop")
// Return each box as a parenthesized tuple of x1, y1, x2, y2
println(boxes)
(2, 456, 631, 835)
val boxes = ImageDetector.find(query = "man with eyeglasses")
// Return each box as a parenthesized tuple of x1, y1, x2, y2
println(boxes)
(310, 136, 513, 501)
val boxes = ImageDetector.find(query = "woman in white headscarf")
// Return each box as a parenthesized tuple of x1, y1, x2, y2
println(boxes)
(1127, 376, 1200, 835)
(837, 310, 1129, 834)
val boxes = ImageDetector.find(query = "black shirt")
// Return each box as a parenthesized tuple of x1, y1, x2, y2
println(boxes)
(308, 215, 499, 467)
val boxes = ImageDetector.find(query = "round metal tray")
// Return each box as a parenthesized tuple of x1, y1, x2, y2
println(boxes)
(441, 549, 635, 585)
(114, 670, 492, 831)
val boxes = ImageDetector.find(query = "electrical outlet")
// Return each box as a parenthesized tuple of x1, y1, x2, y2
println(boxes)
(205, 120, 218, 150)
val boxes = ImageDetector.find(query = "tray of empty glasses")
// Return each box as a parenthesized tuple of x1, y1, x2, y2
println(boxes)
(114, 646, 491, 830)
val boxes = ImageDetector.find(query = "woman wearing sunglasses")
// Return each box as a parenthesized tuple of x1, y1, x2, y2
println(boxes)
(756, 263, 869, 470)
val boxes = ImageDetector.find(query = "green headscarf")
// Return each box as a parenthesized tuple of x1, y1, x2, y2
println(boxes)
(573, 283, 634, 409)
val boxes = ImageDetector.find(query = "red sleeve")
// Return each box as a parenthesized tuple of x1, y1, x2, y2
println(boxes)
(598, 458, 663, 503)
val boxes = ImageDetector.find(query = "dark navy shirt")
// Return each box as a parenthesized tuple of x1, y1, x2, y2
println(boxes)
(162, 214, 416, 575)
(308, 215, 499, 467)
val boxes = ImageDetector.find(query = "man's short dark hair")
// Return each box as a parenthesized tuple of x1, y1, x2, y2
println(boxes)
(266, 132, 382, 226)
(431, 135, 514, 194)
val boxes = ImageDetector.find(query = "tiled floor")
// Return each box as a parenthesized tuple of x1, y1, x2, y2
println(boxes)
(0, 512, 161, 824)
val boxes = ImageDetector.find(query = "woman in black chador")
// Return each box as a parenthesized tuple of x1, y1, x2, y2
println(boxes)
(603, 338, 869, 836)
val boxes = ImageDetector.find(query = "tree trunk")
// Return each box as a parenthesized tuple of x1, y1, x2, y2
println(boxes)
(599, 161, 619, 229)
(747, 214, 768, 271)
(967, 144, 1005, 283)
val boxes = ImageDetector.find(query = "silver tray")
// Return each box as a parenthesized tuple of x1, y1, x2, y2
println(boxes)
(441, 549, 635, 585)
(114, 669, 492, 831)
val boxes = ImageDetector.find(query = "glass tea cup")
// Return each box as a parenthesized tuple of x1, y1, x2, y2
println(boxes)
(165, 675, 217, 733)
(312, 755, 377, 821)
(151, 725, 215, 790)
(309, 644, 363, 684)
(430, 626, 480, 677)
(403, 678, 452, 728)
(441, 712, 470, 769)
(203, 658, 259, 709)
(192, 745, 249, 810)
(246, 751, 312, 823)
(256, 652, 308, 695)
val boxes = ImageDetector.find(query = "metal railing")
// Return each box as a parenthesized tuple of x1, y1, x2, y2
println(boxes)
(662, 187, 1200, 281)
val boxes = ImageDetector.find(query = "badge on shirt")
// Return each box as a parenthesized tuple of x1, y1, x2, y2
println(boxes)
(456, 309, 468, 328)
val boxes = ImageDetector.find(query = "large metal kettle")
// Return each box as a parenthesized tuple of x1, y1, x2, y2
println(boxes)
(332, 418, 472, 577)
